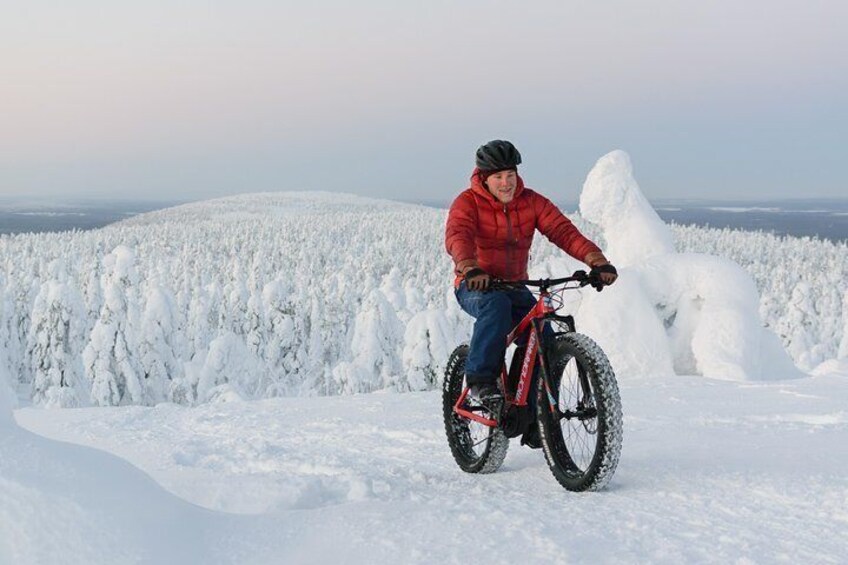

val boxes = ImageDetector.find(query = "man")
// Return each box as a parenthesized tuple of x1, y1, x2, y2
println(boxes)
(445, 140, 617, 445)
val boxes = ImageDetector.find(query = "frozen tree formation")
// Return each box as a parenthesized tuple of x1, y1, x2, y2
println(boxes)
(403, 308, 457, 391)
(578, 150, 801, 380)
(260, 279, 298, 396)
(138, 278, 183, 404)
(579, 151, 675, 266)
(82, 246, 146, 406)
(333, 281, 405, 393)
(0, 352, 14, 428)
(840, 290, 848, 360)
(193, 331, 261, 403)
(26, 259, 86, 407)
(0, 178, 844, 405)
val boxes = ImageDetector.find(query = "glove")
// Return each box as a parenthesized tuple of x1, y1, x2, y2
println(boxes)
(464, 267, 491, 291)
(589, 264, 618, 291)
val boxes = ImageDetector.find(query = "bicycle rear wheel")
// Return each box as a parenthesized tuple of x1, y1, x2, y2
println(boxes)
(442, 345, 509, 474)
(537, 333, 622, 491)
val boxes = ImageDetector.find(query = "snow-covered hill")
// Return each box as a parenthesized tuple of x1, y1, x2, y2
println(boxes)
(1, 157, 847, 408)
(2, 151, 847, 563)
(2, 192, 461, 406)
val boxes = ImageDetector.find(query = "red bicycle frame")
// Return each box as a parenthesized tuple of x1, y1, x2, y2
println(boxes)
(453, 288, 557, 427)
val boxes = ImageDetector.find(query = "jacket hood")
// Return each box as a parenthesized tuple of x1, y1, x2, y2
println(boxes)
(469, 167, 526, 204)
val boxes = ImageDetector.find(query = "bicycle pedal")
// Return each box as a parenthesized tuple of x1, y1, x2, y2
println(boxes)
(483, 397, 503, 413)
(470, 396, 503, 419)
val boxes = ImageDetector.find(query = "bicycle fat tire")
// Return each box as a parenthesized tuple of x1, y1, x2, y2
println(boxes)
(442, 344, 509, 474)
(537, 333, 623, 491)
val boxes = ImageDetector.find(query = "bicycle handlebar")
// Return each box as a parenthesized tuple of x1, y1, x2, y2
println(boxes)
(489, 270, 605, 292)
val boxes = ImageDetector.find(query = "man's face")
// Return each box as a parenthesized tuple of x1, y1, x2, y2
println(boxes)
(485, 170, 517, 204)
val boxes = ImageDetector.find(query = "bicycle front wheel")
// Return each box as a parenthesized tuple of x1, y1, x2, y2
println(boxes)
(537, 333, 623, 491)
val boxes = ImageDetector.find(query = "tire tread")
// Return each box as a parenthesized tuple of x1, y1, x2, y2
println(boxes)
(538, 333, 623, 491)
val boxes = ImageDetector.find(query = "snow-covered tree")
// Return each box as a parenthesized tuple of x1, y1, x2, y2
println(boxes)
(380, 268, 408, 321)
(0, 273, 18, 394)
(777, 282, 817, 369)
(193, 331, 260, 403)
(138, 280, 183, 405)
(186, 278, 213, 360)
(839, 289, 848, 360)
(402, 308, 456, 391)
(83, 246, 145, 406)
(302, 295, 330, 395)
(26, 260, 87, 407)
(0, 190, 843, 405)
(82, 244, 104, 338)
(261, 279, 298, 396)
(222, 277, 249, 337)
(333, 285, 404, 393)
(244, 288, 265, 358)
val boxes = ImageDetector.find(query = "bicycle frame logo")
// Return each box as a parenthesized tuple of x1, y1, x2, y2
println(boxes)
(453, 289, 556, 427)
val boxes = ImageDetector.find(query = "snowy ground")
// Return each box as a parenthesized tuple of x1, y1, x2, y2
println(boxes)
(14, 370, 848, 564)
(4, 160, 846, 563)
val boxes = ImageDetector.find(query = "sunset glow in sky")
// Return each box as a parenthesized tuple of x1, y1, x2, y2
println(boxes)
(2, 1, 846, 202)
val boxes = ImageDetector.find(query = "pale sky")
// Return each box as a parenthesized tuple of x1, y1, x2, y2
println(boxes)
(2, 0, 846, 203)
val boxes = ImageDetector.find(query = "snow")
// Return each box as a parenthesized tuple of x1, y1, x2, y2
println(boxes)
(0, 423, 219, 563)
(579, 150, 802, 381)
(838, 290, 848, 360)
(1, 184, 845, 404)
(0, 362, 15, 429)
(579, 150, 675, 266)
(26, 260, 87, 407)
(194, 331, 261, 403)
(9, 374, 848, 563)
(1, 152, 846, 561)
(1, 357, 221, 563)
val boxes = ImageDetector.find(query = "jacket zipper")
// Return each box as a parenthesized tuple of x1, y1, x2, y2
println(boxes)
(504, 203, 513, 280)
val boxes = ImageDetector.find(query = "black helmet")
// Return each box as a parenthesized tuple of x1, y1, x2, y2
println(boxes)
(475, 139, 522, 172)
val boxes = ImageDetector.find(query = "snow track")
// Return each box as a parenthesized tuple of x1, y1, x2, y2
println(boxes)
(15, 372, 848, 564)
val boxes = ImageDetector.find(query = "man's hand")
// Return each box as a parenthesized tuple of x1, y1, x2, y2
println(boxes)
(464, 267, 491, 291)
(589, 264, 618, 291)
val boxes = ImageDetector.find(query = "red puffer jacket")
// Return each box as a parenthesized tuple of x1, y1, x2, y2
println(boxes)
(445, 168, 601, 284)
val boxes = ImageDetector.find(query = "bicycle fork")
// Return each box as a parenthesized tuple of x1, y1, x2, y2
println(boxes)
(538, 316, 598, 423)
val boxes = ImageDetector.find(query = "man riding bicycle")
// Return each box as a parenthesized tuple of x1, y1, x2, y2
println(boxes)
(445, 139, 618, 447)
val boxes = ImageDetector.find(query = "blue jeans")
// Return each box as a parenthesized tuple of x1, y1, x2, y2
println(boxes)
(455, 282, 552, 398)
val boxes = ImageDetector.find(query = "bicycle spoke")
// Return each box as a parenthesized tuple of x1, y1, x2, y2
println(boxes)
(533, 332, 622, 491)
(554, 355, 599, 472)
(469, 433, 492, 449)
